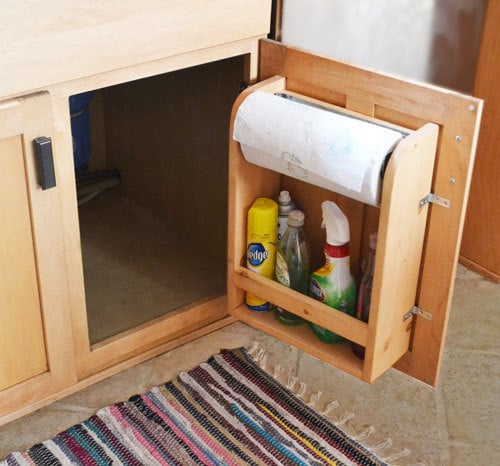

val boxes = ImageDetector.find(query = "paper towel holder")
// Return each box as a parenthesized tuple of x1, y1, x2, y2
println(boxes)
(227, 74, 441, 383)
(233, 82, 415, 207)
(226, 38, 481, 386)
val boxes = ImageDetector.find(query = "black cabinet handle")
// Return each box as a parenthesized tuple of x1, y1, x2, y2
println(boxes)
(33, 136, 56, 190)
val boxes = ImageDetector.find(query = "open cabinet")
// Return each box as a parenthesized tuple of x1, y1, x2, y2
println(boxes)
(66, 56, 250, 380)
(228, 41, 483, 385)
(0, 29, 482, 424)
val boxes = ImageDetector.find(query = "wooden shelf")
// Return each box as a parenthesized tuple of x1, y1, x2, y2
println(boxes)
(232, 266, 368, 346)
(233, 304, 364, 379)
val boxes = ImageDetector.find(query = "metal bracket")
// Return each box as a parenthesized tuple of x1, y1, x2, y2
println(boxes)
(239, 81, 250, 93)
(404, 305, 433, 322)
(419, 193, 451, 209)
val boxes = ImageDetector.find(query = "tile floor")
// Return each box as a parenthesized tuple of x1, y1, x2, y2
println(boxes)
(0, 265, 498, 465)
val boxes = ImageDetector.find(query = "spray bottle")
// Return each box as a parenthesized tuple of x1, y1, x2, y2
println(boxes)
(309, 201, 357, 343)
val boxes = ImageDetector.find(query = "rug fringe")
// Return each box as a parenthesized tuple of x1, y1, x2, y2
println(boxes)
(273, 364, 284, 379)
(307, 390, 322, 407)
(332, 410, 355, 427)
(296, 381, 307, 398)
(246, 341, 414, 465)
(383, 448, 412, 463)
(259, 354, 267, 370)
(352, 425, 375, 440)
(286, 374, 298, 391)
(369, 437, 393, 453)
(248, 341, 260, 357)
(321, 399, 340, 416)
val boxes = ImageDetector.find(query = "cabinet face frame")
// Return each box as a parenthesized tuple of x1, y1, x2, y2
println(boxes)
(0, 93, 76, 422)
(49, 40, 262, 380)
(244, 40, 483, 386)
(0, 0, 272, 100)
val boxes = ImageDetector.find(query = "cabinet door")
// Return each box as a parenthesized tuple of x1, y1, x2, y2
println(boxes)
(0, 93, 75, 424)
(258, 41, 482, 385)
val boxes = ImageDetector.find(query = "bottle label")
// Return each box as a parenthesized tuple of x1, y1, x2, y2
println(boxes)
(309, 278, 325, 301)
(275, 251, 290, 287)
(246, 294, 272, 311)
(247, 243, 269, 267)
(309, 272, 356, 313)
(277, 215, 287, 241)
(311, 263, 334, 277)
(246, 241, 275, 310)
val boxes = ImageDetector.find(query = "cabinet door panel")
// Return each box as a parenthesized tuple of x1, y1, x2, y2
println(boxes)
(256, 40, 482, 385)
(0, 93, 75, 424)
(0, 135, 47, 391)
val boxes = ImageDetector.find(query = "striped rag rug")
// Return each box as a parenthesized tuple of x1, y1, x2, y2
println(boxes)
(2, 347, 391, 466)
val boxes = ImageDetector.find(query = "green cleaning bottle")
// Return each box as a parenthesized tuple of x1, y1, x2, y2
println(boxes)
(309, 201, 357, 343)
(274, 210, 310, 325)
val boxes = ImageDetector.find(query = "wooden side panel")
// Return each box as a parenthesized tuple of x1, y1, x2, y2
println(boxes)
(460, 1, 500, 282)
(227, 77, 285, 313)
(259, 40, 483, 385)
(0, 135, 47, 390)
(365, 124, 438, 382)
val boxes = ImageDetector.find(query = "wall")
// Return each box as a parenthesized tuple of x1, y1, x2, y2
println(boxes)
(460, 1, 500, 282)
(281, 0, 486, 92)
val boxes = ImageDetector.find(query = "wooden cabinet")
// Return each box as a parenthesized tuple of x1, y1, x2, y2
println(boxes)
(0, 0, 272, 426)
(0, 93, 75, 421)
(0, 3, 482, 425)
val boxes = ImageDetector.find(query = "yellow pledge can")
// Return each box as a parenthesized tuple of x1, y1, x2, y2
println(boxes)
(246, 197, 278, 311)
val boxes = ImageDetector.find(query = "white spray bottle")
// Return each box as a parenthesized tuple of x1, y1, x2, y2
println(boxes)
(309, 201, 357, 343)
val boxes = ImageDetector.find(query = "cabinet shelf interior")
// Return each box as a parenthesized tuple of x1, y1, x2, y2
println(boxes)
(73, 56, 245, 344)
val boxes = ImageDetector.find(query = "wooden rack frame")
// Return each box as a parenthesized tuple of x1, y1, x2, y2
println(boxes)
(227, 40, 483, 386)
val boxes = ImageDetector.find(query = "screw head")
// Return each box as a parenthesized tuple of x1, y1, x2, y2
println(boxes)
(468, 104, 476, 112)
(449, 178, 456, 184)
(455, 135, 462, 142)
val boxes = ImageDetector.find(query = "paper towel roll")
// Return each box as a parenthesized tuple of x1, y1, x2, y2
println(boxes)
(233, 91, 404, 206)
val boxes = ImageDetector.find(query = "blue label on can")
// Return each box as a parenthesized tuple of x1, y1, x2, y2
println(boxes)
(247, 243, 269, 267)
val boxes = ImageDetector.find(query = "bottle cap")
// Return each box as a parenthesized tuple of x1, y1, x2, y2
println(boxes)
(288, 210, 305, 227)
(248, 198, 278, 234)
(278, 190, 292, 205)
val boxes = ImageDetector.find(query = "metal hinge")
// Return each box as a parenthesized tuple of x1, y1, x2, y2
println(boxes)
(404, 305, 433, 322)
(239, 81, 250, 93)
(419, 193, 451, 209)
